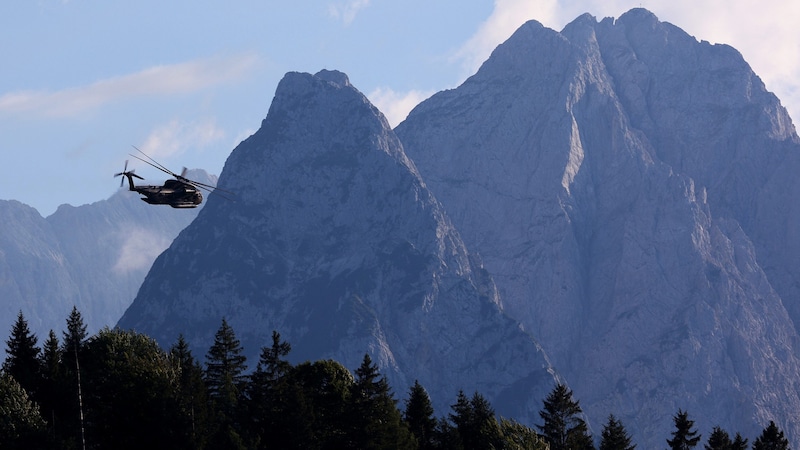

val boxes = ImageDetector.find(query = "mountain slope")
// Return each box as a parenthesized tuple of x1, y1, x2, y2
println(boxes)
(118, 70, 557, 417)
(396, 8, 800, 446)
(0, 171, 212, 346)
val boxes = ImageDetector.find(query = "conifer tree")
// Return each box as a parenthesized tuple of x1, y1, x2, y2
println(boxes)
(752, 421, 789, 450)
(205, 318, 248, 401)
(170, 334, 208, 449)
(40, 330, 61, 381)
(538, 383, 595, 450)
(448, 390, 503, 450)
(61, 306, 87, 354)
(704, 426, 732, 450)
(666, 409, 701, 450)
(246, 330, 294, 449)
(346, 354, 415, 449)
(37, 330, 62, 439)
(600, 414, 635, 450)
(254, 330, 292, 381)
(731, 433, 749, 450)
(404, 380, 437, 450)
(2, 311, 41, 397)
(60, 306, 88, 449)
(204, 318, 248, 449)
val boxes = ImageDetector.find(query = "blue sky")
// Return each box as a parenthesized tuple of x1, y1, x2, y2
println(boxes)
(1, 0, 798, 216)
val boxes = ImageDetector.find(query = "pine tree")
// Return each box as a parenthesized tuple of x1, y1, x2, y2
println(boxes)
(61, 306, 87, 354)
(705, 426, 732, 450)
(2, 311, 41, 397)
(205, 318, 248, 401)
(253, 330, 292, 381)
(246, 330, 295, 449)
(204, 318, 248, 449)
(600, 414, 635, 450)
(404, 380, 437, 450)
(752, 421, 789, 450)
(538, 383, 595, 450)
(346, 354, 415, 449)
(666, 409, 701, 450)
(60, 306, 88, 449)
(37, 330, 62, 439)
(170, 334, 208, 449)
(40, 330, 61, 381)
(448, 390, 503, 450)
(731, 433, 749, 450)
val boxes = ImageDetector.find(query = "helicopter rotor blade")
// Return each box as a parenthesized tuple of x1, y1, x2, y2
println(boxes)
(131, 146, 177, 176)
(129, 153, 178, 179)
(183, 176, 234, 194)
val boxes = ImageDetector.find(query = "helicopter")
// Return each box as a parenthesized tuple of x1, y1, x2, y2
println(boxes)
(114, 147, 231, 208)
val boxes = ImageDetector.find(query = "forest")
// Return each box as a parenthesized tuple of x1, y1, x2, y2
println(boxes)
(1, 308, 792, 449)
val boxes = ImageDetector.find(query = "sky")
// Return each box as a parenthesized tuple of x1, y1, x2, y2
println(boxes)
(1, 0, 798, 217)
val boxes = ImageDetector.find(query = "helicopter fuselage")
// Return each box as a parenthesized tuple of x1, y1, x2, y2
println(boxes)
(122, 173, 203, 208)
(116, 147, 232, 208)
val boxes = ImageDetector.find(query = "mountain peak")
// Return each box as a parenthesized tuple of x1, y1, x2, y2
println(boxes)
(397, 8, 800, 446)
(120, 69, 557, 419)
(315, 69, 351, 87)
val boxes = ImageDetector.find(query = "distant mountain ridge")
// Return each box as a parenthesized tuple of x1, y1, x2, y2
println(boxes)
(0, 169, 214, 347)
(396, 8, 800, 446)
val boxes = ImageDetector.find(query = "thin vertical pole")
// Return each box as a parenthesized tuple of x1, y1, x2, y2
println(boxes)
(74, 345, 86, 450)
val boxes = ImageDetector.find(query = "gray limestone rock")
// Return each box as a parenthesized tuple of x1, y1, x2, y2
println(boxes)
(396, 8, 800, 446)
(118, 70, 558, 419)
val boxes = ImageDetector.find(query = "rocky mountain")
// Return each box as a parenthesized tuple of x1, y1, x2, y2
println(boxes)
(118, 69, 558, 419)
(0, 169, 213, 347)
(395, 8, 800, 446)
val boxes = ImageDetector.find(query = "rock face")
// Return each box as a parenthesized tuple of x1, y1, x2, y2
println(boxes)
(0, 171, 212, 347)
(395, 8, 800, 446)
(118, 70, 557, 418)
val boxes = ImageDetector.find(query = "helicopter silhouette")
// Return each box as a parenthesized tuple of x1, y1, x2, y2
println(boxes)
(115, 147, 232, 208)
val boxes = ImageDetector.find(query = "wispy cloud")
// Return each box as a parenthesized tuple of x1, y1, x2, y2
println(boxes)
(0, 53, 259, 118)
(139, 118, 226, 160)
(368, 87, 435, 128)
(451, 0, 560, 77)
(328, 0, 371, 26)
(112, 226, 172, 275)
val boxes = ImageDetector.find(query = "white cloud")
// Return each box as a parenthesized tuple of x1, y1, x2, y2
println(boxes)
(140, 118, 226, 161)
(452, 0, 561, 77)
(368, 87, 435, 128)
(328, 0, 371, 26)
(0, 53, 259, 118)
(112, 227, 172, 275)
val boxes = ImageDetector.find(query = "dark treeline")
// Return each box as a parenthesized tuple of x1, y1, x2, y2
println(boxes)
(0, 309, 791, 449)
